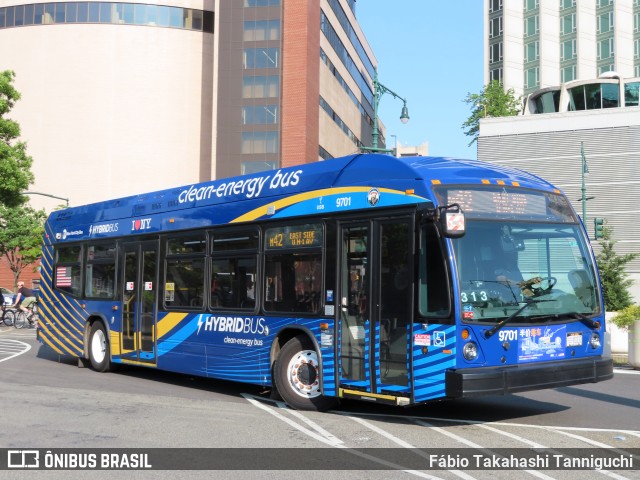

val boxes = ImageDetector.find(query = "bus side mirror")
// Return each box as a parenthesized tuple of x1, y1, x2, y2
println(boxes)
(439, 205, 465, 238)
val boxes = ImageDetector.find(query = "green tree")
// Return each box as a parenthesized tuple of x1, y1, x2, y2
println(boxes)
(596, 225, 639, 311)
(0, 204, 46, 288)
(0, 70, 34, 208)
(462, 80, 522, 146)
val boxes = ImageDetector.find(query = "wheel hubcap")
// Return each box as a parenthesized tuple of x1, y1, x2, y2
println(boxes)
(287, 350, 320, 398)
(91, 330, 106, 364)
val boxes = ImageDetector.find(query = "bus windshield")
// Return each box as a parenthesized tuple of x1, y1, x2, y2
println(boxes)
(453, 220, 600, 324)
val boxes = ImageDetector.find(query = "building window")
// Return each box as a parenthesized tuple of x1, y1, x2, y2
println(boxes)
(241, 131, 279, 154)
(525, 67, 540, 90)
(490, 68, 503, 83)
(597, 38, 615, 60)
(524, 0, 539, 11)
(524, 15, 539, 37)
(561, 64, 576, 82)
(489, 42, 503, 63)
(490, 17, 503, 38)
(243, 76, 280, 98)
(597, 12, 614, 34)
(635, 38, 640, 58)
(0, 3, 213, 32)
(242, 105, 279, 125)
(634, 12, 639, 33)
(489, 0, 503, 13)
(560, 39, 576, 61)
(597, 0, 613, 7)
(560, 13, 576, 35)
(525, 41, 539, 63)
(243, 48, 279, 69)
(243, 19, 280, 41)
(561, 0, 576, 9)
(244, 0, 280, 6)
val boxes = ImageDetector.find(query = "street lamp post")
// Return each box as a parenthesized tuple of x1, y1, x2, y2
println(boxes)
(578, 142, 594, 226)
(361, 67, 409, 153)
(23, 191, 70, 208)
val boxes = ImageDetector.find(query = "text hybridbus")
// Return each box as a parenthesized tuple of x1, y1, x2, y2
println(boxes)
(37, 154, 613, 410)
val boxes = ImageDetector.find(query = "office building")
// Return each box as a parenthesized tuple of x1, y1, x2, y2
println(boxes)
(486, 0, 640, 97)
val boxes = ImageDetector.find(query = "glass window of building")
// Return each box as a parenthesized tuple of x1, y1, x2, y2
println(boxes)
(525, 41, 539, 62)
(243, 76, 280, 98)
(241, 131, 279, 154)
(244, 48, 279, 69)
(243, 19, 280, 41)
(524, 15, 539, 37)
(242, 105, 279, 125)
(561, 64, 576, 82)
(524, 0, 539, 11)
(560, 13, 576, 35)
(625, 82, 640, 106)
(598, 38, 615, 60)
(561, 39, 576, 61)
(598, 12, 614, 34)
(525, 67, 539, 90)
(489, 0, 503, 13)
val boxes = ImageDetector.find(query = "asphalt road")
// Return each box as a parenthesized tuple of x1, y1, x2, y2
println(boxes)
(1, 326, 638, 480)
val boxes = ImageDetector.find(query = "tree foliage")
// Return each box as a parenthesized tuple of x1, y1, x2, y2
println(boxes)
(0, 70, 34, 208)
(0, 204, 46, 288)
(462, 80, 522, 146)
(596, 225, 639, 311)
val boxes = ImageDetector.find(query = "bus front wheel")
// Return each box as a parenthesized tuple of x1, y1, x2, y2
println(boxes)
(274, 335, 337, 411)
(88, 321, 112, 373)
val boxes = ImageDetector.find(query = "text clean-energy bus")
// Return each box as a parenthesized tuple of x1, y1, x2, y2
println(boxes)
(38, 154, 613, 410)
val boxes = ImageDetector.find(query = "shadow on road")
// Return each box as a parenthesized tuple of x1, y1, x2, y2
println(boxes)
(35, 343, 569, 423)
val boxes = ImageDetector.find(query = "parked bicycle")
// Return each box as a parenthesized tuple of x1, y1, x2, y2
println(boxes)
(14, 301, 37, 329)
(0, 303, 15, 327)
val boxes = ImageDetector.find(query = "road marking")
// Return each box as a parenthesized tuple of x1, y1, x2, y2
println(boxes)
(414, 419, 556, 480)
(348, 415, 477, 480)
(241, 394, 442, 478)
(0, 339, 31, 362)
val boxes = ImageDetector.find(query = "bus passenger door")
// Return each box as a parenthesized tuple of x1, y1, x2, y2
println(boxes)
(338, 218, 411, 400)
(121, 241, 158, 364)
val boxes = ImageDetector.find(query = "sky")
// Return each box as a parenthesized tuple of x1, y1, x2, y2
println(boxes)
(355, 1, 484, 160)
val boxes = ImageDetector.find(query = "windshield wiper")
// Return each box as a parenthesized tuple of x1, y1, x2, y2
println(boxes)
(566, 311, 600, 330)
(484, 299, 548, 339)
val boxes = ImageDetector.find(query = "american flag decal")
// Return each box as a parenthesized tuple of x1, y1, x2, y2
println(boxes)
(56, 266, 72, 287)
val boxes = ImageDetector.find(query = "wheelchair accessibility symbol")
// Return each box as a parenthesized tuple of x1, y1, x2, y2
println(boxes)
(433, 331, 446, 347)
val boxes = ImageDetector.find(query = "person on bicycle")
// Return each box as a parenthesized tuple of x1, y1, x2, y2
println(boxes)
(13, 281, 37, 323)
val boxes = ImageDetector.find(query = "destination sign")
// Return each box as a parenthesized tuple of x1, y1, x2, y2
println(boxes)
(436, 186, 576, 223)
(265, 224, 323, 249)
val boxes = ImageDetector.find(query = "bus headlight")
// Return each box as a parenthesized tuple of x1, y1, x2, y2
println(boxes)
(463, 342, 478, 361)
(589, 333, 601, 349)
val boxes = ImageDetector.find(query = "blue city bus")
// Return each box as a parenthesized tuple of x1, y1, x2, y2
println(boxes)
(37, 154, 613, 410)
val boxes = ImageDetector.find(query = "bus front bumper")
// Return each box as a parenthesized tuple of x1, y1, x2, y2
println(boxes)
(445, 357, 614, 398)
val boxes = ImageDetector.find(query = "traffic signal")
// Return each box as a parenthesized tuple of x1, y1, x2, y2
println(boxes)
(594, 217, 604, 240)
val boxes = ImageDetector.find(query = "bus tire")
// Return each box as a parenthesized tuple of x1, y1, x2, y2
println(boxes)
(274, 335, 337, 411)
(88, 321, 111, 373)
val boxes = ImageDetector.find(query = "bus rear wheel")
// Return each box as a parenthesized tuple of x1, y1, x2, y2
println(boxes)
(88, 321, 112, 372)
(274, 335, 337, 411)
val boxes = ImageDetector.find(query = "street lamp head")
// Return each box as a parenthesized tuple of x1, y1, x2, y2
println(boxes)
(400, 103, 410, 124)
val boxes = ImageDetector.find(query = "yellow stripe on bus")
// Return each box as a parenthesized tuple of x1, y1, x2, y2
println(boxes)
(231, 187, 421, 223)
(156, 312, 188, 339)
